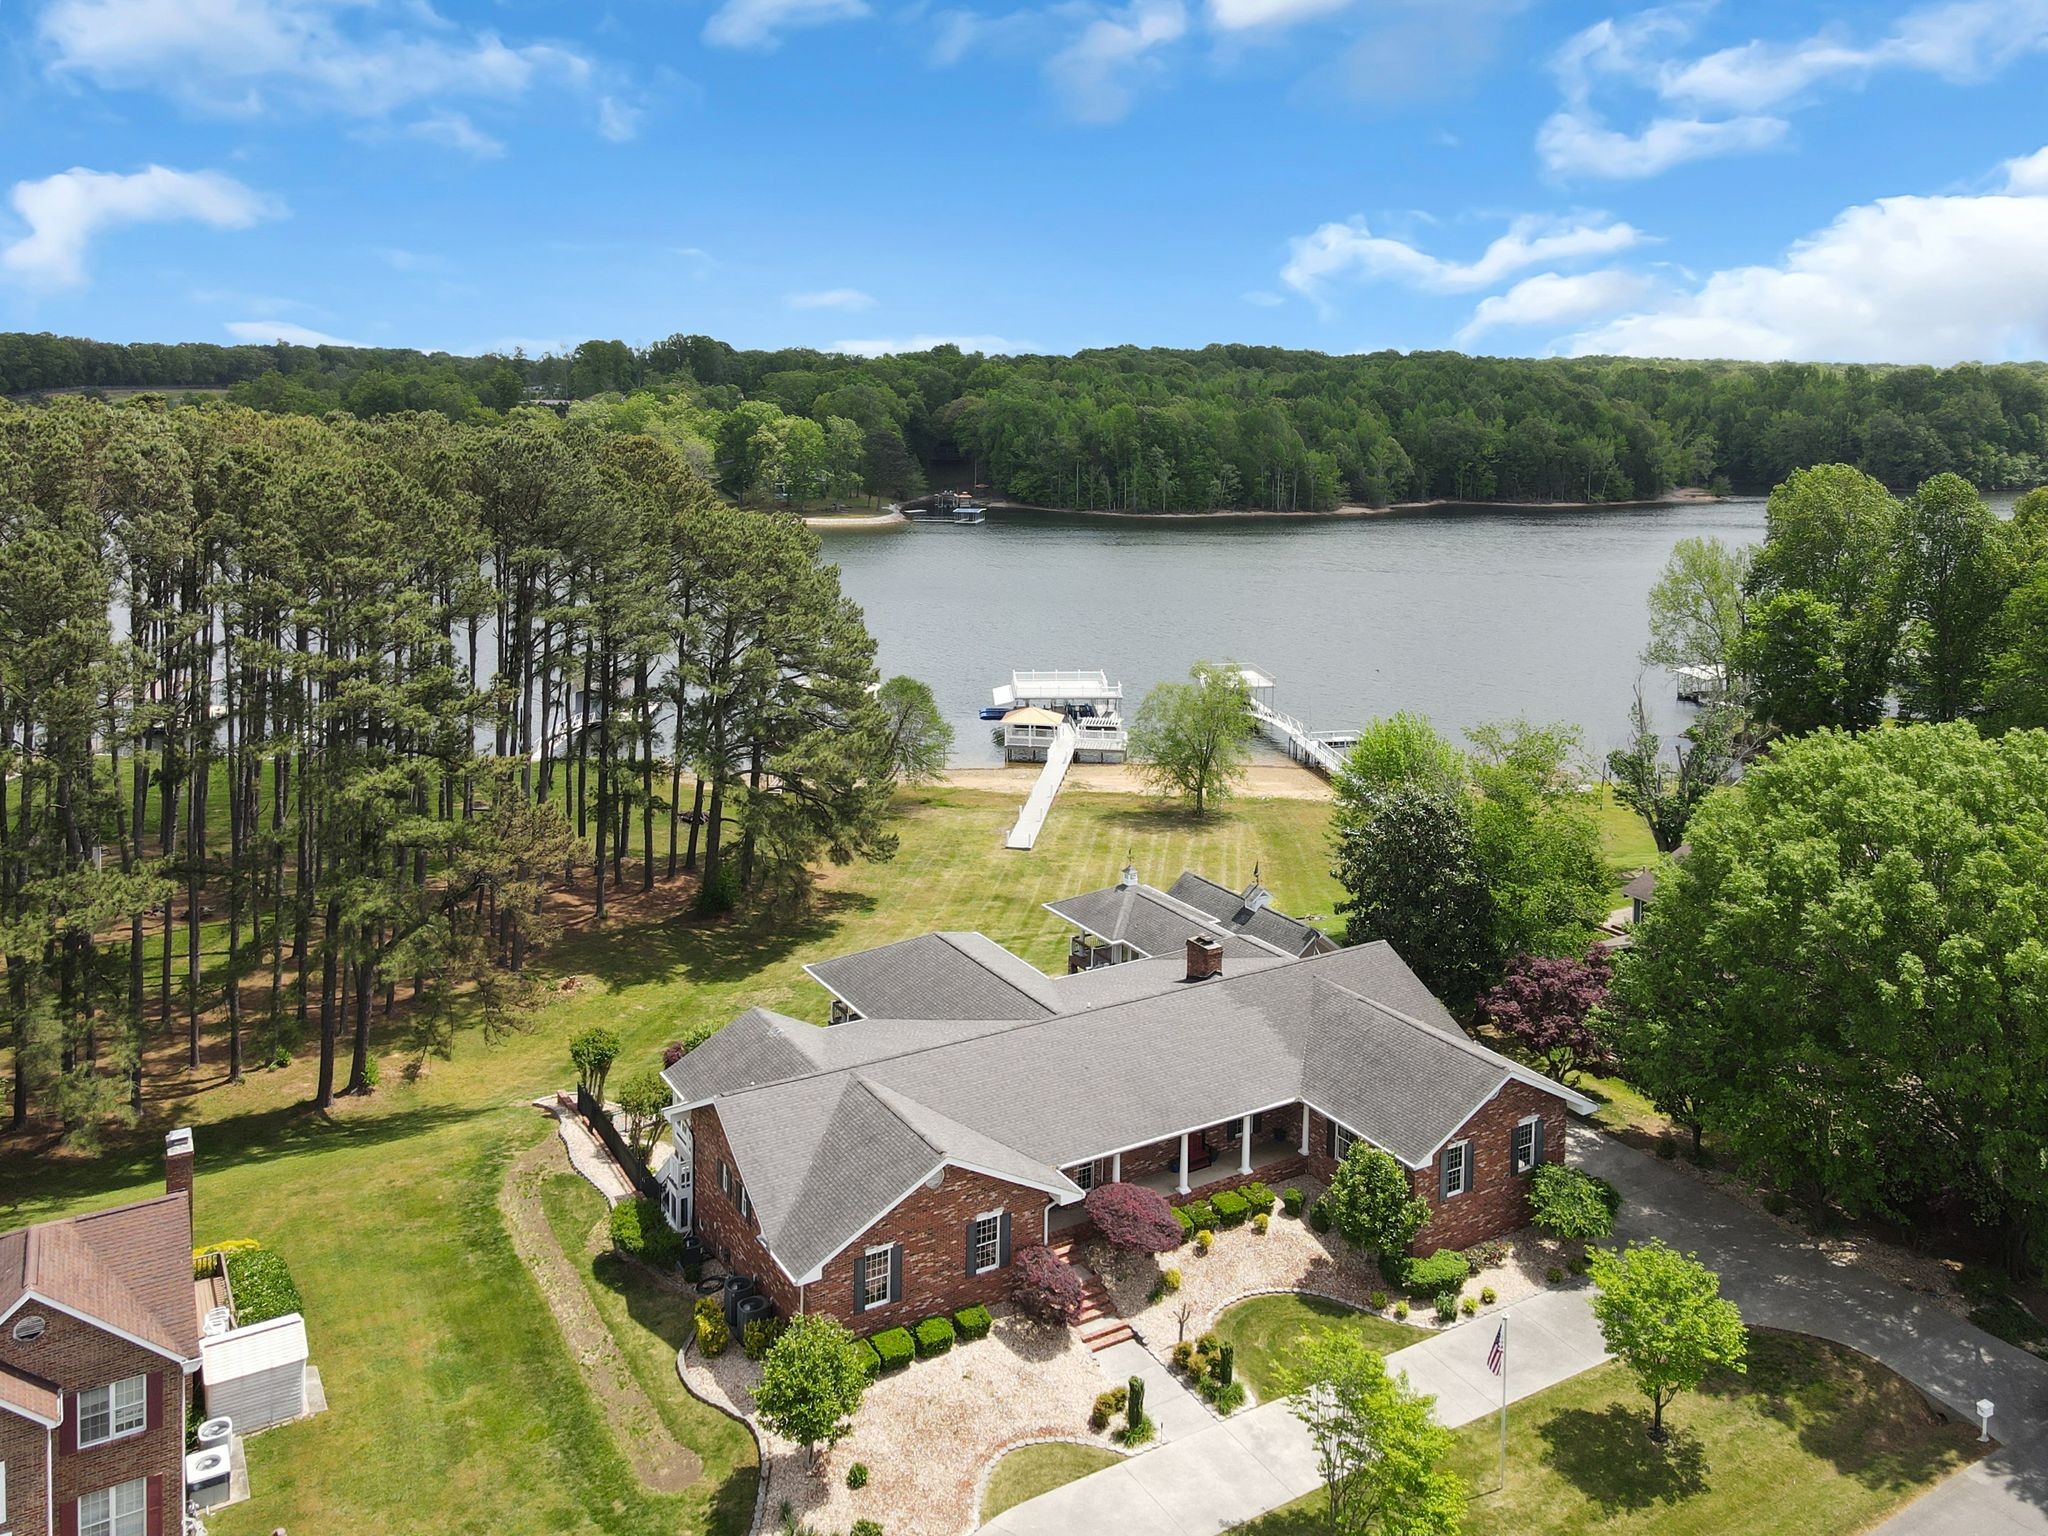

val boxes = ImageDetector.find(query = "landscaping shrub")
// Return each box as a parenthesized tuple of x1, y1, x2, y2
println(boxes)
(1126, 1376, 1145, 1430)
(695, 1295, 723, 1323)
(1091, 1385, 1129, 1430)
(1462, 1238, 1511, 1269)
(1399, 1251, 1471, 1297)
(1010, 1245, 1086, 1324)
(1546, 1266, 1565, 1284)
(1460, 1296, 1479, 1317)
(1085, 1182, 1184, 1252)
(1434, 1290, 1460, 1323)
(1170, 1340, 1195, 1371)
(1183, 1198, 1220, 1231)
(1172, 1206, 1196, 1241)
(1161, 1266, 1182, 1292)
(224, 1248, 302, 1326)
(913, 1316, 956, 1358)
(846, 1463, 869, 1490)
(854, 1337, 883, 1379)
(1392, 1299, 1410, 1321)
(953, 1304, 993, 1341)
(742, 1318, 786, 1360)
(1117, 1416, 1155, 1448)
(1253, 1213, 1270, 1234)
(1567, 1254, 1590, 1276)
(1281, 1186, 1306, 1217)
(871, 1327, 915, 1372)
(608, 1197, 683, 1266)
(1325, 1144, 1431, 1260)
(1240, 1181, 1276, 1216)
(1194, 1229, 1214, 1254)
(1480, 1285, 1497, 1305)
(1213, 1380, 1247, 1413)
(1307, 1200, 1331, 1233)
(191, 1238, 260, 1279)
(851, 1520, 883, 1536)
(1214, 1340, 1235, 1387)
(695, 1312, 730, 1357)
(1211, 1190, 1250, 1227)
(1367, 1290, 1388, 1312)
(1527, 1163, 1622, 1240)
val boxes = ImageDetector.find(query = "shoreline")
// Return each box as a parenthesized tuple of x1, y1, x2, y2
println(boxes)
(962, 489, 1726, 523)
(801, 508, 908, 529)
(938, 761, 1333, 801)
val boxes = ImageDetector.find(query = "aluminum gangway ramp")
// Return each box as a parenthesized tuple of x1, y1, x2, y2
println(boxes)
(1247, 696, 1347, 776)
(1004, 720, 1077, 850)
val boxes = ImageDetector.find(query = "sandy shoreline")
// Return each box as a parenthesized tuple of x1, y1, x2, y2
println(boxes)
(802, 508, 907, 528)
(972, 488, 1723, 521)
(940, 761, 1332, 800)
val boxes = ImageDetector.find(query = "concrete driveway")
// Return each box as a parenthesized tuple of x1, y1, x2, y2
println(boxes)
(1575, 1126, 2048, 1534)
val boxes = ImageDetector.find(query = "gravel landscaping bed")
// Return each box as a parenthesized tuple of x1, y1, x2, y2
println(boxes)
(681, 1308, 1105, 1536)
(1078, 1182, 1580, 1376)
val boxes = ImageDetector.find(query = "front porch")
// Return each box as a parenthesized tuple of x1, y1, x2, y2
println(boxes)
(1050, 1108, 1308, 1233)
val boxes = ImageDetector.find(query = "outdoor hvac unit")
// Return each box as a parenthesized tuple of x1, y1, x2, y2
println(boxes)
(185, 1447, 232, 1510)
(197, 1416, 234, 1450)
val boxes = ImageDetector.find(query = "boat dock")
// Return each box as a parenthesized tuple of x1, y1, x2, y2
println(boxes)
(1238, 667, 1352, 777)
(992, 670, 1126, 850)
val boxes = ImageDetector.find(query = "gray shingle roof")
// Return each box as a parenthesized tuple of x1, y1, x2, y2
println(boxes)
(676, 938, 1593, 1287)
(1165, 871, 1333, 956)
(804, 932, 1063, 1020)
(1044, 882, 1287, 962)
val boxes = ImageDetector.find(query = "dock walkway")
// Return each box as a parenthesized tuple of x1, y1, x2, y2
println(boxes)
(1247, 695, 1346, 776)
(1005, 720, 1076, 850)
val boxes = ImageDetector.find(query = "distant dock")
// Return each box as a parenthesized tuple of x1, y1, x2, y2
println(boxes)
(1238, 667, 1353, 778)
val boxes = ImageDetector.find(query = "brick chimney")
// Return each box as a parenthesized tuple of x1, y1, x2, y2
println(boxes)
(1185, 934, 1223, 982)
(165, 1127, 195, 1235)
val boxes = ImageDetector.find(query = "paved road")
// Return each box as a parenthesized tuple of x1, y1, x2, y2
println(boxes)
(980, 1289, 1605, 1536)
(1575, 1128, 2048, 1534)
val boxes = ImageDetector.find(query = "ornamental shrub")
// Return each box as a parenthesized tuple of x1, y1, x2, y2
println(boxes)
(1546, 1266, 1565, 1284)
(1214, 1340, 1235, 1387)
(1463, 1238, 1512, 1269)
(851, 1522, 883, 1536)
(1308, 1200, 1332, 1234)
(913, 1316, 956, 1358)
(1194, 1229, 1214, 1253)
(1325, 1143, 1431, 1261)
(1282, 1186, 1306, 1217)
(569, 1025, 622, 1098)
(1183, 1199, 1220, 1231)
(1211, 1190, 1250, 1227)
(854, 1337, 883, 1379)
(870, 1327, 915, 1372)
(694, 1295, 723, 1323)
(1240, 1182, 1276, 1216)
(1253, 1213, 1270, 1234)
(695, 1312, 730, 1357)
(1213, 1380, 1247, 1414)
(1170, 1340, 1195, 1371)
(1085, 1182, 1184, 1252)
(1481, 1286, 1498, 1305)
(1434, 1290, 1460, 1323)
(953, 1304, 993, 1341)
(1392, 1299, 1410, 1320)
(1172, 1206, 1196, 1240)
(1126, 1375, 1146, 1429)
(743, 1318, 786, 1360)
(609, 1197, 683, 1266)
(1528, 1163, 1622, 1240)
(1367, 1289, 1388, 1312)
(1400, 1251, 1471, 1297)
(755, 1316, 871, 1469)
(1461, 1295, 1479, 1317)
(1009, 1245, 1086, 1324)
(1090, 1385, 1128, 1430)
(191, 1238, 261, 1279)
(224, 1249, 303, 1326)
(846, 1463, 869, 1490)
(1161, 1267, 1182, 1293)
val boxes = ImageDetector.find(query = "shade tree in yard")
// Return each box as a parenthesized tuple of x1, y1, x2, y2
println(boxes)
(1590, 1240, 1746, 1443)
(1128, 660, 1255, 817)
(1476, 950, 1610, 1084)
(1606, 693, 1739, 852)
(1282, 1331, 1463, 1536)
(873, 675, 953, 785)
(1332, 784, 1500, 1009)
(752, 1314, 870, 1469)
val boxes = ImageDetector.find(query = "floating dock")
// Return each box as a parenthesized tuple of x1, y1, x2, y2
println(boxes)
(1238, 667, 1353, 777)
(994, 670, 1125, 850)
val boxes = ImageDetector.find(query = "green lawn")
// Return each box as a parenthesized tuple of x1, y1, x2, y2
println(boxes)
(1212, 1293, 1431, 1404)
(1233, 1330, 1982, 1536)
(1593, 785, 1660, 901)
(981, 1442, 1124, 1521)
(0, 786, 1342, 1536)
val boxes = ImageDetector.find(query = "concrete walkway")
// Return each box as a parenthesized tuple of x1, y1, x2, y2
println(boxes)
(981, 1288, 1605, 1535)
(1575, 1127, 2048, 1534)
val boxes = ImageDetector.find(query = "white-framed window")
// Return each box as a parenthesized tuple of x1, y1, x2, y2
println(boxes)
(2, 1455, 8, 1525)
(1332, 1125, 1357, 1161)
(1069, 1159, 1096, 1191)
(970, 1212, 1002, 1274)
(1441, 1141, 1471, 1200)
(1511, 1115, 1542, 1175)
(78, 1476, 149, 1536)
(717, 1160, 732, 1198)
(860, 1245, 896, 1309)
(737, 1184, 753, 1222)
(77, 1376, 147, 1448)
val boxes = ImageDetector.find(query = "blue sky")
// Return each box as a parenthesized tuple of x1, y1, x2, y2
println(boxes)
(3, 0, 2047, 363)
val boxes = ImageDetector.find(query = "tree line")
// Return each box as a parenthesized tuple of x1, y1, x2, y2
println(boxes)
(0, 395, 903, 1141)
(7, 330, 2047, 513)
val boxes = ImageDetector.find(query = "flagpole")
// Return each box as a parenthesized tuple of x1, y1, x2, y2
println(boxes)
(1498, 1311, 1509, 1494)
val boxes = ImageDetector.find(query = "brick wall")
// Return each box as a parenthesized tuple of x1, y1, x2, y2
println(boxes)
(0, 1414, 52, 1536)
(689, 1106, 802, 1317)
(0, 1309, 188, 1536)
(1304, 1083, 1566, 1255)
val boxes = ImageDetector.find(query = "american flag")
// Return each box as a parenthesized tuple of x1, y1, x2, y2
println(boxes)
(1487, 1325, 1505, 1377)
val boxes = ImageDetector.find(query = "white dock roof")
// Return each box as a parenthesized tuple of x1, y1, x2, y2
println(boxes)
(995, 670, 1122, 707)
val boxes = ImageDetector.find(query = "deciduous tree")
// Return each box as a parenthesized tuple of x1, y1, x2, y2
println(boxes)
(753, 1314, 870, 1468)
(1590, 1240, 1746, 1442)
(1128, 661, 1255, 817)
(1283, 1332, 1464, 1536)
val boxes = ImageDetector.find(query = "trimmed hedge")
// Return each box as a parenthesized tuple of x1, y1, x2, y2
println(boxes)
(224, 1248, 302, 1326)
(1281, 1187, 1306, 1217)
(1172, 1207, 1196, 1241)
(1399, 1250, 1472, 1296)
(871, 1326, 915, 1372)
(1239, 1182, 1276, 1216)
(855, 1336, 883, 1379)
(694, 1312, 729, 1357)
(913, 1315, 956, 1357)
(608, 1196, 684, 1267)
(1210, 1190, 1250, 1227)
(953, 1304, 993, 1341)
(1182, 1198, 1220, 1231)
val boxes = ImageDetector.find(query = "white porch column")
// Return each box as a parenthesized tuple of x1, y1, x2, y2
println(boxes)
(1299, 1109, 1311, 1156)
(1111, 1151, 1122, 1182)
(1239, 1114, 1254, 1175)
(1176, 1132, 1191, 1195)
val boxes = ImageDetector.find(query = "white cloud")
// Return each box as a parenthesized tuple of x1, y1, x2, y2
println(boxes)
(702, 0, 868, 50)
(1045, 0, 1186, 124)
(223, 319, 360, 346)
(1281, 213, 1643, 300)
(1543, 1, 2048, 180)
(2, 164, 276, 287)
(1207, 0, 1350, 32)
(406, 111, 503, 158)
(1564, 154, 2048, 363)
(1242, 289, 1285, 307)
(1455, 268, 1651, 342)
(596, 95, 641, 142)
(39, 0, 595, 119)
(787, 287, 877, 311)
(831, 334, 1016, 357)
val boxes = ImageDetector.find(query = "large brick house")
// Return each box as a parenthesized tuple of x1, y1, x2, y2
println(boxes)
(0, 1131, 202, 1536)
(665, 871, 1593, 1334)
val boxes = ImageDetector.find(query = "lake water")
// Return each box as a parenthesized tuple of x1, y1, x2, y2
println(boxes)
(818, 494, 2022, 767)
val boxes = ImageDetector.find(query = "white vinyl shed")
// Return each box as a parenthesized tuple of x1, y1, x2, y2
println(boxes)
(201, 1313, 310, 1432)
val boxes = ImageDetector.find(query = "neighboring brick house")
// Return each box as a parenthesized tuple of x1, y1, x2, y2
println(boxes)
(664, 888, 1593, 1334)
(0, 1130, 202, 1536)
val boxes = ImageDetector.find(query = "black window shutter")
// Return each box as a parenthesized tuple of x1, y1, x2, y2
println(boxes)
(965, 1219, 976, 1277)
(1533, 1118, 1546, 1166)
(997, 1211, 1012, 1268)
(887, 1243, 903, 1306)
(1324, 1118, 1336, 1159)
(852, 1256, 866, 1316)
(1439, 1152, 1453, 1201)
(1465, 1141, 1476, 1194)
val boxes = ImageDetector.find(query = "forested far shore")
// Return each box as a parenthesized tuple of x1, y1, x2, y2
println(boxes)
(0, 395, 911, 1140)
(5, 329, 2046, 514)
